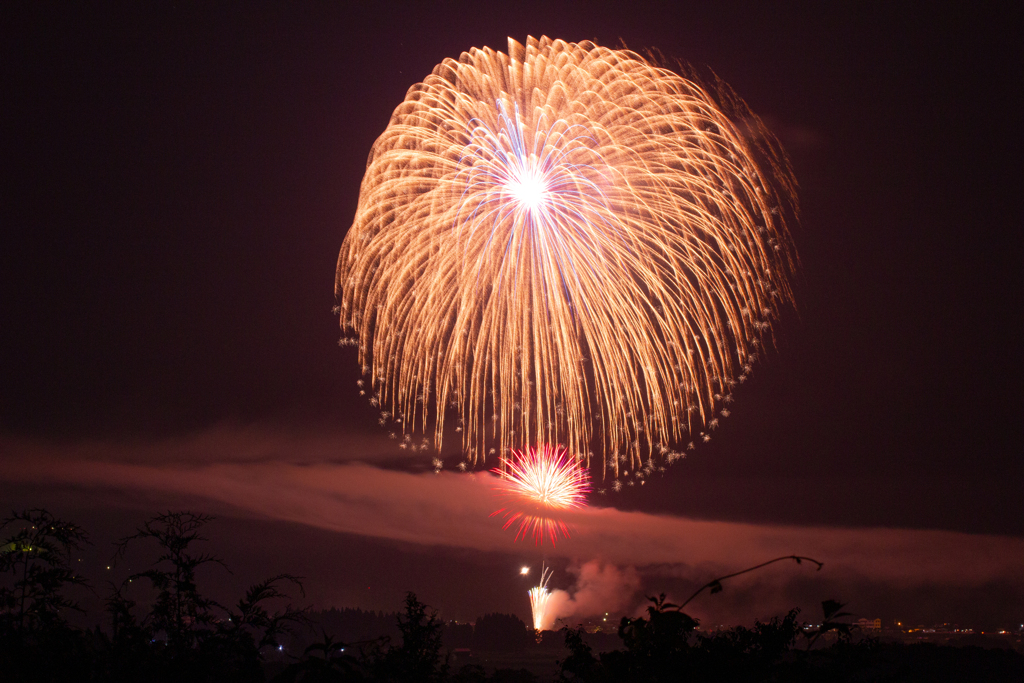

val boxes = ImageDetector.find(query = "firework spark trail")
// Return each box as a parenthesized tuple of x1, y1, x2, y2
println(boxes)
(337, 36, 798, 476)
(497, 514, 572, 546)
(529, 564, 554, 631)
(491, 444, 590, 544)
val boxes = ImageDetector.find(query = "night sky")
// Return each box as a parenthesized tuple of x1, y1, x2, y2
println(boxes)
(2, 2, 1022, 630)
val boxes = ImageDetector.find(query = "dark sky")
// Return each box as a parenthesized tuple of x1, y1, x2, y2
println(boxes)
(2, 2, 1022, 629)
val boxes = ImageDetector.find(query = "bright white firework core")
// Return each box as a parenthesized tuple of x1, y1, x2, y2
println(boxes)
(506, 164, 549, 211)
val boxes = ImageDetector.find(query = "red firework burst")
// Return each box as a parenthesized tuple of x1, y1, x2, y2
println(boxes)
(491, 444, 590, 544)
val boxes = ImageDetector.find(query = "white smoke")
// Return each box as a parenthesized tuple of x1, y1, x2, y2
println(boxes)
(542, 560, 641, 630)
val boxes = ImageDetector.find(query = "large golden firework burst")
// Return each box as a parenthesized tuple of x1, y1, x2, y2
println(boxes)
(336, 36, 797, 478)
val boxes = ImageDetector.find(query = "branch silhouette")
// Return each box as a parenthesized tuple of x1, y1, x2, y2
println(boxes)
(678, 555, 823, 610)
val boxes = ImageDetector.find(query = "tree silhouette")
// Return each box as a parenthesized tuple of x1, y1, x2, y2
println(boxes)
(368, 592, 449, 682)
(0, 508, 90, 634)
(114, 511, 226, 653)
(271, 631, 367, 682)
(108, 511, 306, 682)
(0, 509, 93, 681)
